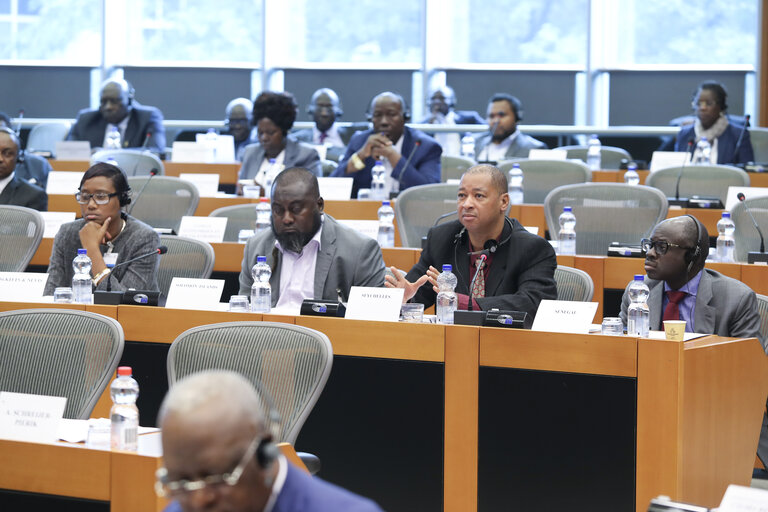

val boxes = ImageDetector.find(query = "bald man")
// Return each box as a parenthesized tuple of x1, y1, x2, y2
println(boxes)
(0, 127, 47, 210)
(225, 97, 256, 161)
(158, 370, 383, 512)
(68, 78, 166, 153)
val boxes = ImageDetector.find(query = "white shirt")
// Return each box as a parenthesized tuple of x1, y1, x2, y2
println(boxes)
(255, 151, 286, 189)
(275, 219, 324, 309)
(262, 456, 288, 512)
(481, 129, 520, 162)
(102, 116, 130, 148)
(0, 171, 14, 195)
(432, 111, 462, 156)
(312, 123, 344, 147)
(383, 135, 404, 194)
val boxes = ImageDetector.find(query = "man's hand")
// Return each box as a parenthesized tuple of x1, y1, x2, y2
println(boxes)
(359, 133, 392, 159)
(384, 265, 432, 303)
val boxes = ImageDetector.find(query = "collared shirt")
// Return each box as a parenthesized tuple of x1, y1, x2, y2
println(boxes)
(262, 456, 288, 512)
(0, 171, 14, 195)
(481, 129, 520, 162)
(274, 219, 324, 310)
(312, 123, 344, 147)
(432, 111, 462, 156)
(255, 150, 286, 189)
(457, 238, 498, 310)
(102, 116, 130, 148)
(383, 134, 404, 194)
(662, 270, 703, 332)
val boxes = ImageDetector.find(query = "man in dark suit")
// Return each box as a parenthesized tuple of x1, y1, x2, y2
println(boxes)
(474, 93, 546, 162)
(420, 85, 484, 156)
(67, 78, 166, 154)
(158, 370, 384, 512)
(386, 164, 557, 318)
(0, 127, 47, 211)
(332, 91, 442, 198)
(0, 111, 52, 189)
(224, 97, 256, 162)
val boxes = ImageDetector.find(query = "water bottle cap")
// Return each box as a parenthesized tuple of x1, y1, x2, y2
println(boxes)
(722, 212, 731, 218)
(382, 200, 390, 206)
(260, 197, 269, 203)
(563, 206, 572, 212)
(268, 158, 276, 164)
(257, 255, 267, 263)
(117, 366, 132, 376)
(700, 136, 707, 141)
(77, 248, 87, 255)
(512, 163, 520, 169)
(442, 264, 452, 272)
(628, 163, 637, 170)
(634, 274, 645, 281)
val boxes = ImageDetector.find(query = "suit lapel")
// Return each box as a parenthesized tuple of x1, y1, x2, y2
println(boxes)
(648, 280, 664, 330)
(123, 110, 138, 148)
(0, 178, 17, 203)
(694, 271, 716, 333)
(314, 217, 336, 299)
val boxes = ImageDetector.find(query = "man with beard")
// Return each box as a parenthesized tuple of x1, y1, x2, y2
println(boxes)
(238, 167, 385, 308)
(474, 93, 546, 162)
(225, 97, 256, 162)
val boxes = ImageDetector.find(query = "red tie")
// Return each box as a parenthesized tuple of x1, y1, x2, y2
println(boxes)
(319, 132, 327, 144)
(663, 291, 686, 321)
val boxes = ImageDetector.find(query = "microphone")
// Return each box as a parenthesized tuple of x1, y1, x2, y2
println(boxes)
(669, 140, 693, 207)
(400, 140, 421, 175)
(466, 240, 496, 311)
(106, 245, 168, 291)
(93, 245, 167, 305)
(140, 132, 152, 149)
(737, 192, 768, 263)
(126, 168, 158, 215)
(730, 114, 750, 164)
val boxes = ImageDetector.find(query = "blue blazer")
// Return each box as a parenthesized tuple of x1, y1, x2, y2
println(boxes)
(675, 122, 754, 165)
(332, 126, 442, 198)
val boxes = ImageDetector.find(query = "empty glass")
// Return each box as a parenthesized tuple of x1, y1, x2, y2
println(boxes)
(601, 317, 624, 335)
(401, 303, 425, 323)
(228, 295, 250, 312)
(53, 287, 74, 303)
(242, 185, 261, 198)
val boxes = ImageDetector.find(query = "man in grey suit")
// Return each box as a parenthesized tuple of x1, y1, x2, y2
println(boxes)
(238, 167, 385, 306)
(474, 93, 546, 162)
(0, 127, 47, 211)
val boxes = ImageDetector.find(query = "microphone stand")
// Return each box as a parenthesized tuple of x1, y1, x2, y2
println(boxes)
(668, 140, 693, 207)
(738, 193, 768, 263)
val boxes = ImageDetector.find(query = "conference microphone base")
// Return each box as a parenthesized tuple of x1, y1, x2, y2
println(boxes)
(93, 291, 123, 305)
(667, 197, 690, 208)
(454, 309, 530, 329)
(747, 252, 768, 264)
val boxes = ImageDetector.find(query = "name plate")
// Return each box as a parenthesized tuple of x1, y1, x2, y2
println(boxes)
(165, 277, 225, 310)
(528, 148, 567, 160)
(195, 133, 236, 163)
(344, 286, 404, 322)
(171, 141, 215, 163)
(47, 170, 84, 195)
(725, 186, 768, 211)
(0, 272, 48, 300)
(41, 211, 76, 238)
(179, 173, 220, 197)
(531, 299, 598, 334)
(318, 177, 353, 200)
(178, 216, 227, 243)
(54, 141, 91, 160)
(337, 219, 378, 241)
(649, 150, 688, 173)
(719, 484, 768, 512)
(0, 391, 66, 442)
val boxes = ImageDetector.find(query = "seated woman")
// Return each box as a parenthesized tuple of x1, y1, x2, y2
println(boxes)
(238, 91, 321, 191)
(674, 81, 754, 165)
(43, 162, 160, 295)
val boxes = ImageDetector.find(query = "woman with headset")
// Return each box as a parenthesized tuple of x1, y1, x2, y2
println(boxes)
(43, 162, 160, 295)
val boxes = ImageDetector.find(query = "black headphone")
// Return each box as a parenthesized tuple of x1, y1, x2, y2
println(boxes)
(488, 93, 524, 122)
(684, 214, 702, 273)
(366, 92, 411, 122)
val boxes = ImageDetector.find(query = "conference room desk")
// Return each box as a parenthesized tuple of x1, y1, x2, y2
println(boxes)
(50, 160, 241, 186)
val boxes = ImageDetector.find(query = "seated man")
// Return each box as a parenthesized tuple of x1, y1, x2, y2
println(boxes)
(239, 167, 385, 307)
(420, 85, 485, 156)
(620, 215, 761, 340)
(0, 111, 52, 189)
(474, 93, 546, 162)
(224, 97, 256, 162)
(386, 164, 557, 318)
(332, 91, 442, 198)
(157, 370, 384, 512)
(67, 78, 166, 153)
(0, 127, 47, 211)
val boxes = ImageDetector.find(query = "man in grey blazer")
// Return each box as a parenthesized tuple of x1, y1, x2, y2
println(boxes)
(238, 167, 385, 306)
(0, 127, 47, 211)
(474, 93, 546, 162)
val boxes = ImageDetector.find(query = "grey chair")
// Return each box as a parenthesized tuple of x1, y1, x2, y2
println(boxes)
(731, 196, 768, 262)
(498, 159, 591, 204)
(126, 176, 199, 233)
(27, 122, 72, 155)
(753, 294, 768, 467)
(167, 321, 333, 446)
(0, 205, 45, 272)
(645, 164, 749, 204)
(544, 183, 668, 256)
(209, 203, 262, 242)
(441, 155, 476, 182)
(750, 127, 768, 163)
(554, 145, 632, 170)
(394, 183, 459, 248)
(92, 149, 165, 176)
(157, 235, 215, 297)
(0, 308, 124, 419)
(554, 265, 594, 302)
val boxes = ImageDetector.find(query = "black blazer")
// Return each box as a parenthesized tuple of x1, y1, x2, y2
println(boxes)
(0, 175, 47, 211)
(67, 101, 166, 153)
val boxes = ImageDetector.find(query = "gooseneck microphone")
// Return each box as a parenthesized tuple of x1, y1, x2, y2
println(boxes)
(400, 140, 421, 175)
(737, 192, 768, 263)
(106, 245, 168, 292)
(669, 140, 694, 207)
(126, 168, 158, 215)
(730, 114, 750, 164)
(14, 109, 24, 135)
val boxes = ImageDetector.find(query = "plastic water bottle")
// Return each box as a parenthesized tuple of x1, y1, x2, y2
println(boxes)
(461, 134, 475, 160)
(693, 137, 711, 165)
(507, 163, 524, 204)
(624, 162, 640, 186)
(716, 212, 736, 263)
(251, 255, 271, 313)
(105, 126, 121, 149)
(205, 128, 219, 160)
(72, 248, 93, 304)
(436, 264, 458, 325)
(558, 206, 577, 255)
(626, 275, 650, 337)
(377, 200, 395, 248)
(264, 158, 277, 199)
(255, 198, 271, 234)
(371, 158, 387, 200)
(586, 134, 601, 170)
(110, 366, 139, 451)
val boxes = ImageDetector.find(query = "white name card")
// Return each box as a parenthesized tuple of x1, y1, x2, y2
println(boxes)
(310, 144, 328, 161)
(524, 226, 539, 235)
(0, 272, 48, 301)
(165, 277, 225, 310)
(179, 173, 220, 197)
(40, 211, 76, 238)
(46, 170, 85, 195)
(0, 391, 66, 442)
(177, 216, 227, 243)
(725, 186, 768, 211)
(531, 299, 599, 334)
(344, 286, 404, 322)
(338, 220, 379, 241)
(195, 133, 236, 163)
(528, 149, 567, 160)
(719, 484, 768, 511)
(54, 141, 91, 161)
(318, 177, 354, 200)
(649, 151, 689, 173)
(171, 141, 216, 163)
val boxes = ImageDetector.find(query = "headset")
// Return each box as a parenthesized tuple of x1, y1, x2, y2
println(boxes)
(488, 93, 524, 122)
(684, 214, 703, 273)
(453, 216, 515, 291)
(307, 94, 343, 118)
(0, 126, 23, 164)
(366, 92, 411, 122)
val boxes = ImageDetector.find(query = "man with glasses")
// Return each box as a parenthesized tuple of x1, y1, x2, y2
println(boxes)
(157, 370, 383, 512)
(619, 215, 760, 341)
(225, 97, 256, 162)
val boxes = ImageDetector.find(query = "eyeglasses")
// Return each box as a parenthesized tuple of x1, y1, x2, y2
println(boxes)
(692, 99, 717, 109)
(75, 192, 119, 205)
(154, 435, 261, 498)
(640, 238, 692, 255)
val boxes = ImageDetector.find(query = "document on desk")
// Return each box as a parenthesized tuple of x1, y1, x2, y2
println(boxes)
(0, 391, 66, 442)
(0, 272, 48, 301)
(345, 286, 404, 322)
(532, 299, 598, 334)
(166, 277, 225, 310)
(178, 216, 227, 243)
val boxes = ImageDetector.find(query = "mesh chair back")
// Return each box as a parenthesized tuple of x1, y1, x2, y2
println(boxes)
(645, 165, 749, 204)
(92, 149, 165, 176)
(751, 127, 768, 163)
(0, 205, 45, 271)
(555, 145, 632, 170)
(544, 183, 668, 256)
(126, 176, 199, 232)
(0, 308, 124, 419)
(756, 294, 768, 352)
(157, 235, 215, 297)
(394, 183, 459, 248)
(441, 155, 476, 181)
(498, 159, 591, 204)
(167, 321, 333, 444)
(27, 122, 72, 154)
(554, 265, 594, 302)
(210, 203, 261, 242)
(731, 196, 768, 262)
